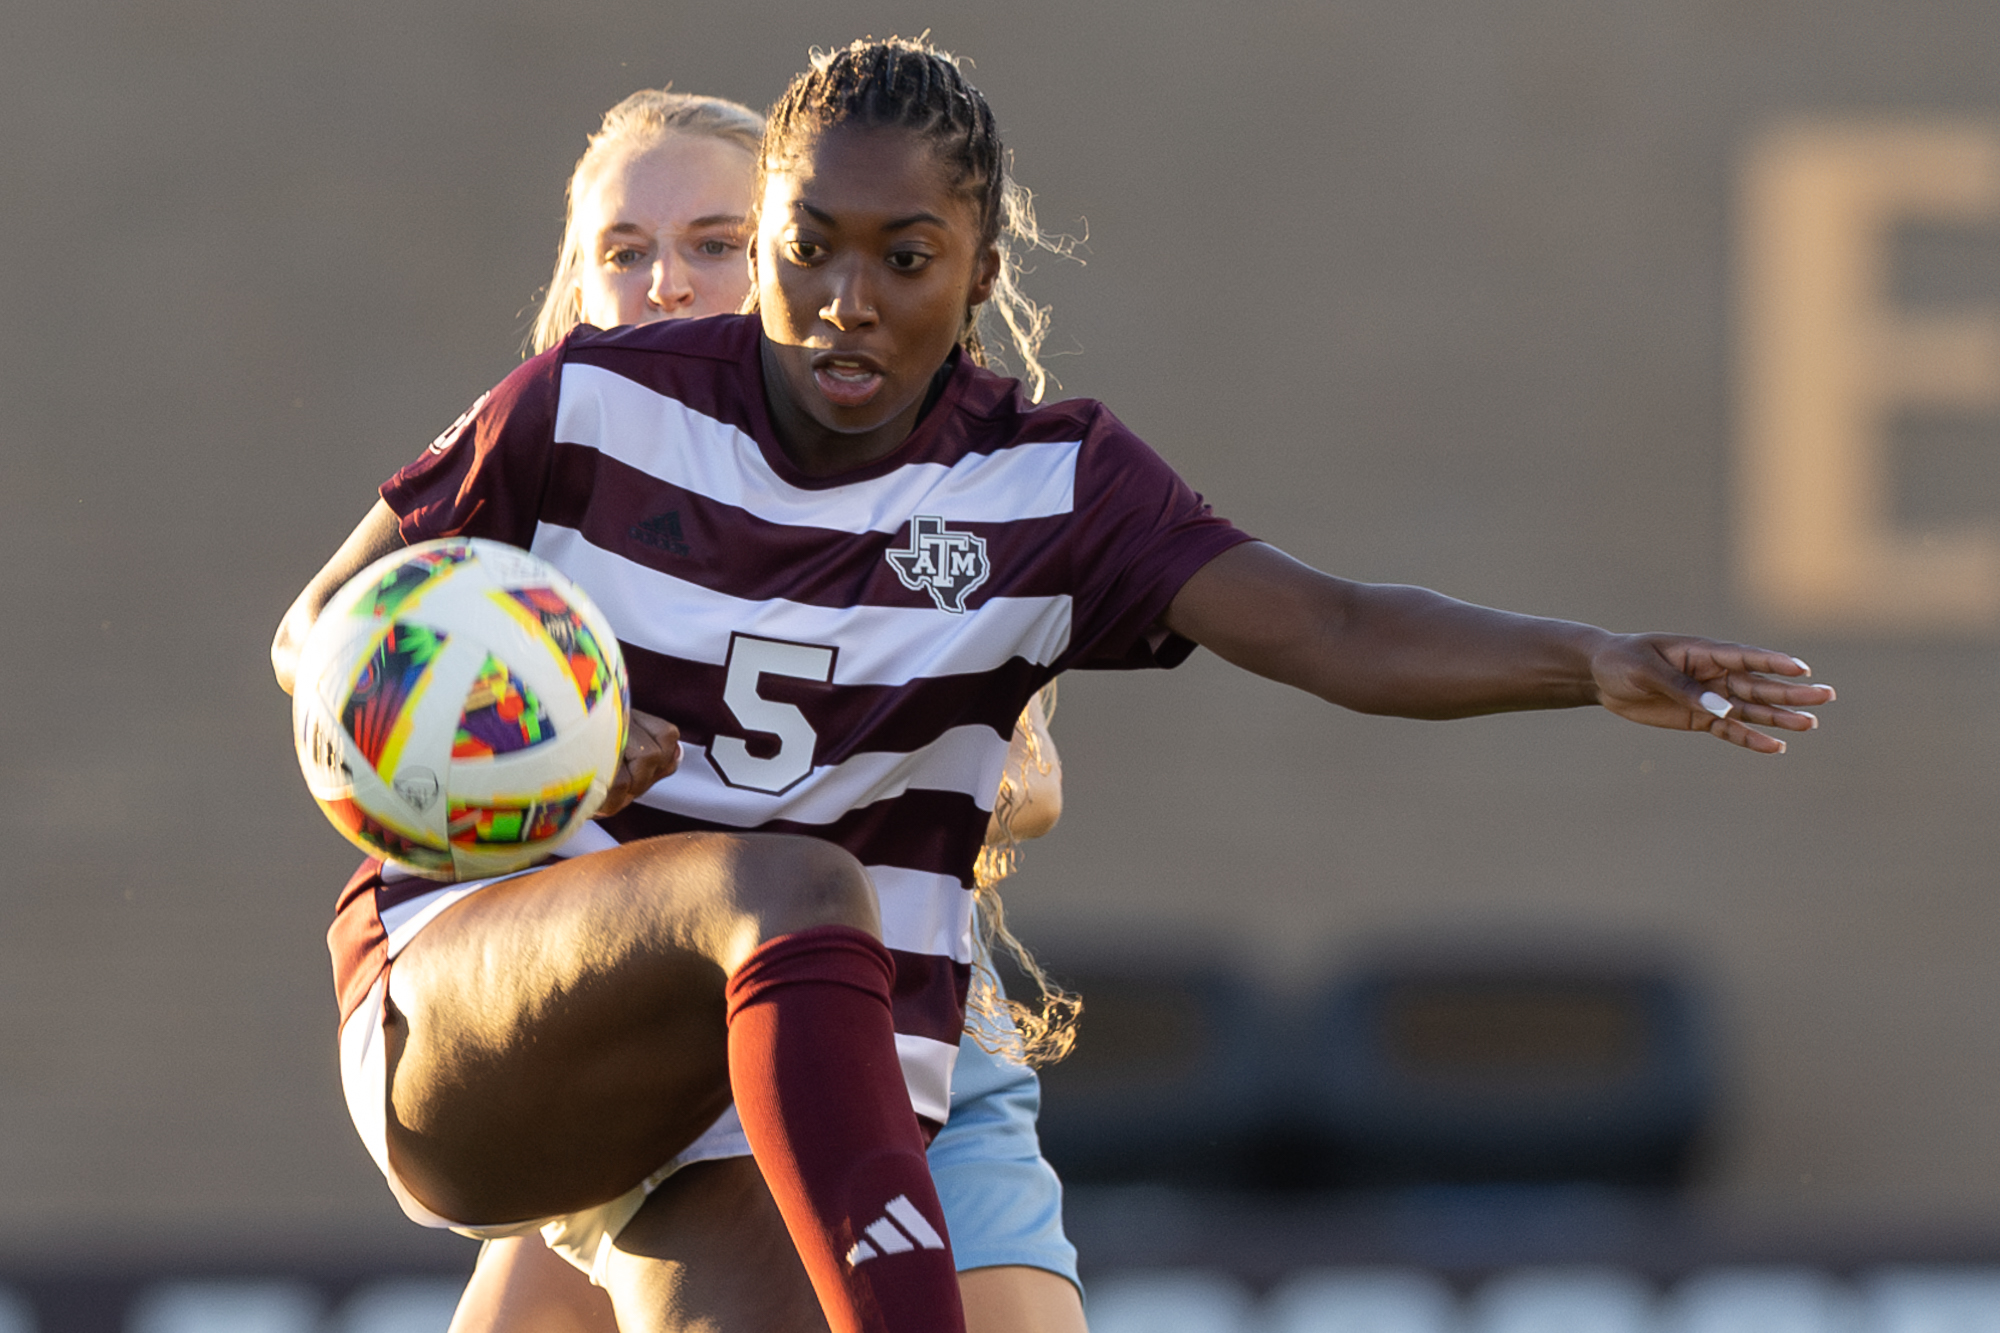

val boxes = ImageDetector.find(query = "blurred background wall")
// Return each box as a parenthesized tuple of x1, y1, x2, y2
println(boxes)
(3, 0, 2000, 1280)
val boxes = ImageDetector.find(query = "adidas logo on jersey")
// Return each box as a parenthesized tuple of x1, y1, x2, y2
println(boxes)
(887, 516, 989, 613)
(845, 1194, 946, 1268)
(630, 510, 692, 556)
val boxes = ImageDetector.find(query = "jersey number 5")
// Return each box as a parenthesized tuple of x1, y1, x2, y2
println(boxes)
(710, 633, 836, 795)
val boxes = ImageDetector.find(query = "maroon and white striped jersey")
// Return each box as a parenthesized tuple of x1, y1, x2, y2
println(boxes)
(336, 313, 1251, 1120)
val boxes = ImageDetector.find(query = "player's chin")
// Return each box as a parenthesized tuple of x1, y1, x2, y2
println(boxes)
(812, 395, 911, 436)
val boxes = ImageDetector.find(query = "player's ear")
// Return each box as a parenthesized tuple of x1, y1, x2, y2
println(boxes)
(741, 234, 761, 315)
(967, 240, 1000, 309)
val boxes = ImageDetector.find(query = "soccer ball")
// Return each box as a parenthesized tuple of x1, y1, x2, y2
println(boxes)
(292, 538, 628, 880)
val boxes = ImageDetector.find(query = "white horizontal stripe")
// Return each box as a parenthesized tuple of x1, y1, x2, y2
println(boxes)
(638, 730, 1007, 827)
(556, 362, 1080, 531)
(390, 847, 973, 964)
(532, 524, 1073, 682)
(896, 1033, 958, 1124)
(868, 866, 975, 963)
(559, 833, 973, 962)
(552, 821, 621, 858)
(559, 825, 970, 960)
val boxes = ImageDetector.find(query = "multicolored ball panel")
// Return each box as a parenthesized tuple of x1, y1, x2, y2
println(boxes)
(501, 587, 616, 711)
(341, 624, 446, 774)
(453, 655, 555, 758)
(356, 543, 475, 620)
(320, 794, 454, 873)
(447, 787, 589, 848)
(296, 537, 628, 879)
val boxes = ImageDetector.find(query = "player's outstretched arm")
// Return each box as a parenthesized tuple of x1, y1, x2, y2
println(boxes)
(1162, 542, 1833, 753)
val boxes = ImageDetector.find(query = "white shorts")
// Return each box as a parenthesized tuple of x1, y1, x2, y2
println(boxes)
(336, 854, 754, 1286)
(334, 833, 1068, 1286)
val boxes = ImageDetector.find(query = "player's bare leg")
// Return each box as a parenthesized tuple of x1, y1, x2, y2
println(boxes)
(605, 1157, 829, 1333)
(960, 1269, 1087, 1333)
(451, 1180, 1093, 1333)
(604, 1166, 1091, 1333)
(382, 830, 878, 1223)
(447, 1238, 618, 1333)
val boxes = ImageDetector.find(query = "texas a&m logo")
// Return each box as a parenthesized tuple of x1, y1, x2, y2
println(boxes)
(886, 516, 989, 614)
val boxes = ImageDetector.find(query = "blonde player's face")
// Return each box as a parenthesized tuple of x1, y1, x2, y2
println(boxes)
(573, 133, 755, 329)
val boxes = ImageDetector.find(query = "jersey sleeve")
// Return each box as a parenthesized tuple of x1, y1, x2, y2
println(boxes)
(378, 345, 566, 547)
(1054, 409, 1256, 672)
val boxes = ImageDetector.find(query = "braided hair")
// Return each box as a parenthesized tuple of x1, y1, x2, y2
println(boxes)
(759, 37, 1061, 403)
(764, 39, 1079, 1063)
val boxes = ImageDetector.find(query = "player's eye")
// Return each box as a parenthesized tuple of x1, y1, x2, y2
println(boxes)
(606, 247, 646, 268)
(695, 238, 738, 258)
(886, 249, 933, 274)
(784, 238, 824, 264)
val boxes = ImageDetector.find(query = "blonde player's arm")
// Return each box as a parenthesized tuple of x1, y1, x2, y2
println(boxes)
(984, 691, 1062, 847)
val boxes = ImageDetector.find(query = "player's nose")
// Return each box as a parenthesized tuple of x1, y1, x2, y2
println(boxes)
(648, 253, 695, 312)
(818, 261, 878, 330)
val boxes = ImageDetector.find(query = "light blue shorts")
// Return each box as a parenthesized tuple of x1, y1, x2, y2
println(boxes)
(931, 1031, 1079, 1291)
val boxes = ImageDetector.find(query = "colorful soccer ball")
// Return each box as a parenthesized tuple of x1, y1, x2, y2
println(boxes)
(292, 538, 628, 880)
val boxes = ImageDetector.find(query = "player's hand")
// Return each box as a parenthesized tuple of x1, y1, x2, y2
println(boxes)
(1589, 635, 1835, 754)
(599, 709, 682, 816)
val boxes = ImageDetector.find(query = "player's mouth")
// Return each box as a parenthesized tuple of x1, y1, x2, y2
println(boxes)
(812, 352, 886, 409)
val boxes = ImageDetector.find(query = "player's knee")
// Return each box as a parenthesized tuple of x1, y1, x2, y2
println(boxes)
(738, 834, 880, 942)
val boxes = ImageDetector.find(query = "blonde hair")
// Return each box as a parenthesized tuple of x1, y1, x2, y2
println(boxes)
(966, 683, 1081, 1066)
(974, 174, 1068, 404)
(528, 88, 763, 355)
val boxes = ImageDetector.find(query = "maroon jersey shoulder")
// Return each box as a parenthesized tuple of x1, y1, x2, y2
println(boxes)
(564, 314, 764, 439)
(380, 346, 565, 548)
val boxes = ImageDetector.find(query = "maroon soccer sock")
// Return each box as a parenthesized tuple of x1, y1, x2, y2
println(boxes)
(724, 925, 965, 1333)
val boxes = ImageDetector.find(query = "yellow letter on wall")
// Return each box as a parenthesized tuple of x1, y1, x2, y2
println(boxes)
(1739, 119, 2000, 632)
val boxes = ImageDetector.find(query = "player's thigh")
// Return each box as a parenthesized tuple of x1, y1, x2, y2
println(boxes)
(959, 1266, 1088, 1333)
(447, 1236, 618, 1333)
(385, 831, 878, 1222)
(603, 1159, 1088, 1333)
(604, 1156, 830, 1333)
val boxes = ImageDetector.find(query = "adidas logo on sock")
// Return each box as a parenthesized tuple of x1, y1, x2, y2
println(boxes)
(845, 1195, 946, 1267)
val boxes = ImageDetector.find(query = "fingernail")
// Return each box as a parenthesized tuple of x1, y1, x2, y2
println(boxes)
(1700, 691, 1733, 718)
(1791, 656, 1811, 674)
(1799, 711, 1818, 729)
